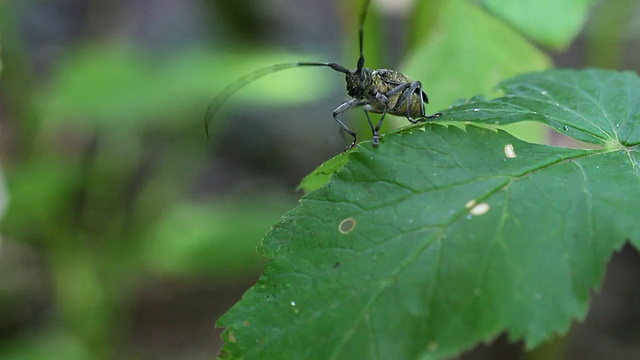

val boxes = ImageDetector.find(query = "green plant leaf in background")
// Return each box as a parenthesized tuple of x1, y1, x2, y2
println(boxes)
(143, 198, 295, 278)
(216, 69, 640, 359)
(0, 44, 6, 228)
(0, 125, 6, 228)
(480, 0, 597, 50)
(403, 0, 550, 113)
(296, 152, 349, 193)
(1, 157, 81, 243)
(37, 46, 333, 134)
(0, 329, 90, 360)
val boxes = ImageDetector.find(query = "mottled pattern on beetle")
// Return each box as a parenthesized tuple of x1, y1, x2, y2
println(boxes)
(366, 69, 426, 118)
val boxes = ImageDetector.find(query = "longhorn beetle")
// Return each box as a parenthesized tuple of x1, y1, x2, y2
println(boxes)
(205, 0, 442, 151)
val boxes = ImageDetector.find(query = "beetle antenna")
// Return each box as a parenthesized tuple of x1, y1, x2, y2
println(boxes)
(356, 0, 373, 74)
(205, 61, 350, 138)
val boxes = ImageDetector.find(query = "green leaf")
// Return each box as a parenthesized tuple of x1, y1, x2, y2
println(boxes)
(0, 167, 7, 225)
(216, 69, 640, 359)
(38, 46, 332, 133)
(0, 46, 5, 226)
(480, 0, 596, 50)
(143, 198, 295, 278)
(2, 159, 78, 241)
(296, 152, 349, 193)
(0, 329, 90, 360)
(443, 69, 640, 148)
(403, 0, 550, 113)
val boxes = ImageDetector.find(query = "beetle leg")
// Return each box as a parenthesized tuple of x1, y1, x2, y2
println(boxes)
(364, 104, 388, 146)
(390, 81, 443, 122)
(384, 83, 411, 112)
(417, 81, 442, 120)
(400, 81, 424, 122)
(333, 98, 367, 151)
(383, 81, 421, 120)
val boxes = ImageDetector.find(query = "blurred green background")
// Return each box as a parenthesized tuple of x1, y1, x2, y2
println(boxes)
(0, 0, 639, 359)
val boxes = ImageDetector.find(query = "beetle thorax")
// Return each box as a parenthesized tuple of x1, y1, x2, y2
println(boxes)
(345, 68, 373, 99)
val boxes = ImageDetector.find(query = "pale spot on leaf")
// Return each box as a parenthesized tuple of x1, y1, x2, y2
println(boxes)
(469, 202, 490, 216)
(465, 199, 476, 209)
(339, 218, 356, 234)
(504, 143, 517, 158)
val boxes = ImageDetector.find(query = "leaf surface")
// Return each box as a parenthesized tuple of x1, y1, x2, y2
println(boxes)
(218, 69, 640, 359)
(445, 69, 640, 147)
(480, 0, 596, 49)
(403, 0, 550, 112)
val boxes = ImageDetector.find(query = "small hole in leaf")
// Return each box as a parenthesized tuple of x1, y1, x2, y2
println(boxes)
(339, 218, 356, 234)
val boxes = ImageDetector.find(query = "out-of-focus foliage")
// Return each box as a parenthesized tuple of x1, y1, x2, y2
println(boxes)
(0, 330, 91, 360)
(0, 165, 8, 226)
(481, 0, 596, 49)
(1, 1, 327, 357)
(143, 198, 294, 278)
(1, 0, 639, 359)
(0, 37, 7, 225)
(403, 0, 550, 144)
(404, 0, 550, 112)
(38, 46, 331, 132)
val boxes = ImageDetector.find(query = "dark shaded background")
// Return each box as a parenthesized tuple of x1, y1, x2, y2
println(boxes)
(1, 0, 640, 359)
